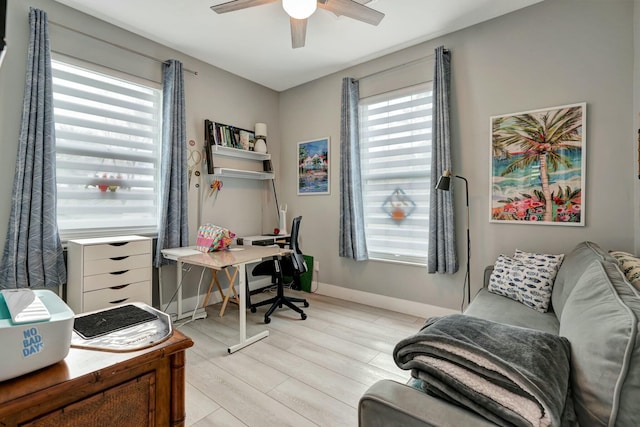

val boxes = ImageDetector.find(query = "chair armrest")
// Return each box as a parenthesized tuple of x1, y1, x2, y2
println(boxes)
(359, 380, 496, 427)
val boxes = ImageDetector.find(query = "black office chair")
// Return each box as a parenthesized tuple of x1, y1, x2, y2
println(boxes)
(250, 216, 309, 324)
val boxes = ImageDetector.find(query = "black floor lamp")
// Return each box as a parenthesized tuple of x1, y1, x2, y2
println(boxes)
(435, 170, 471, 307)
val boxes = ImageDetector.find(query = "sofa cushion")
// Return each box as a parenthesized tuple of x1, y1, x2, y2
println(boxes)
(487, 254, 560, 313)
(465, 288, 559, 335)
(559, 260, 640, 426)
(552, 241, 615, 319)
(610, 250, 640, 290)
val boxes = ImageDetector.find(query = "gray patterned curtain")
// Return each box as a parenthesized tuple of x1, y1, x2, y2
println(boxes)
(339, 77, 368, 260)
(0, 8, 66, 289)
(428, 47, 457, 274)
(154, 60, 188, 267)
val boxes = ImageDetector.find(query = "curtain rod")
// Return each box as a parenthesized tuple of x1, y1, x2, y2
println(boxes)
(355, 49, 448, 83)
(49, 20, 198, 76)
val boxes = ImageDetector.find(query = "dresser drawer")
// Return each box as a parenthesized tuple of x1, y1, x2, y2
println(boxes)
(84, 254, 151, 276)
(83, 281, 152, 312)
(83, 240, 150, 261)
(83, 268, 152, 292)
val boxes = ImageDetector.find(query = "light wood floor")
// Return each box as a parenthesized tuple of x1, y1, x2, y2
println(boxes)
(178, 289, 428, 427)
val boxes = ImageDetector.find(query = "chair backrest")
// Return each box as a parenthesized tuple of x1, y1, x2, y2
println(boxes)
(289, 216, 308, 275)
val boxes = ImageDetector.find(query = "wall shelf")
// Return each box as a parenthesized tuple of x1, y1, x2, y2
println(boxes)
(212, 167, 274, 180)
(212, 145, 271, 161)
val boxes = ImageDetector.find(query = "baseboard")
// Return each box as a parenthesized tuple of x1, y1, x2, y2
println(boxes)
(163, 279, 458, 320)
(313, 282, 459, 318)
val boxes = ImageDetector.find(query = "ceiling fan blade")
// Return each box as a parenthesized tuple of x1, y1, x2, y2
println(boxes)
(211, 0, 277, 14)
(290, 17, 307, 49)
(318, 0, 384, 26)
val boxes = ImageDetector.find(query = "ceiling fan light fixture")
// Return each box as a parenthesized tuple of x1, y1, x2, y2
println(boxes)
(282, 0, 317, 20)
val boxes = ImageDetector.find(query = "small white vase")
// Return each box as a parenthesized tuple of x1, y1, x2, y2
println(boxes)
(254, 138, 267, 153)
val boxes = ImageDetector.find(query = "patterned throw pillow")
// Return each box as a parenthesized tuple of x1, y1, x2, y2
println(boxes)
(610, 250, 640, 290)
(488, 254, 563, 313)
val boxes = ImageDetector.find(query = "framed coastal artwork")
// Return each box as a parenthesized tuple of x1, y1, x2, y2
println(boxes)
(297, 137, 330, 195)
(490, 102, 586, 226)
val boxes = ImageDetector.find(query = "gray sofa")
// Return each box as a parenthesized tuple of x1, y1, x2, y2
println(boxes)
(359, 241, 640, 426)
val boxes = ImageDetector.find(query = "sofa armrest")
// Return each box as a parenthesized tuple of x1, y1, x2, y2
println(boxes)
(483, 265, 494, 288)
(359, 380, 496, 427)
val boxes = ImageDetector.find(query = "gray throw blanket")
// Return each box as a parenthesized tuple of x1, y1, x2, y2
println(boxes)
(394, 315, 573, 427)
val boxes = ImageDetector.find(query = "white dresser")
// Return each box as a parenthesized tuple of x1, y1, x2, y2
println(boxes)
(66, 235, 152, 314)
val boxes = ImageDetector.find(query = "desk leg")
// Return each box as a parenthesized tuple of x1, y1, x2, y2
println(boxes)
(177, 260, 183, 319)
(227, 261, 269, 353)
(174, 260, 207, 322)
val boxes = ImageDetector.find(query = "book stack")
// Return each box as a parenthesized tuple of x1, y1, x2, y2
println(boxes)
(204, 119, 256, 173)
(205, 120, 254, 150)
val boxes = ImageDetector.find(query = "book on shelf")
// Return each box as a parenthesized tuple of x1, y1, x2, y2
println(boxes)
(207, 120, 256, 151)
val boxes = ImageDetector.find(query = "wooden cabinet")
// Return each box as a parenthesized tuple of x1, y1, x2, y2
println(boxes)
(0, 330, 193, 426)
(67, 235, 152, 314)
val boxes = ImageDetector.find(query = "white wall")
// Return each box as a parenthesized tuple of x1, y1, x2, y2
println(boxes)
(0, 0, 280, 302)
(279, 0, 636, 310)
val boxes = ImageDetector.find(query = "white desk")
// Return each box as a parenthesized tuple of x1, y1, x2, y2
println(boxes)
(177, 245, 291, 353)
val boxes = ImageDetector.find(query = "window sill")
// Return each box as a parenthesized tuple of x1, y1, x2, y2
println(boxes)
(367, 256, 426, 267)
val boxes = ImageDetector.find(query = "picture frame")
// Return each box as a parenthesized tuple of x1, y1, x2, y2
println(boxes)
(489, 102, 586, 226)
(297, 137, 330, 195)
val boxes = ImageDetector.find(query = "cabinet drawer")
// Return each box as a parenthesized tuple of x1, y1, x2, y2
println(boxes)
(84, 254, 151, 276)
(83, 281, 152, 312)
(83, 240, 150, 261)
(83, 268, 151, 292)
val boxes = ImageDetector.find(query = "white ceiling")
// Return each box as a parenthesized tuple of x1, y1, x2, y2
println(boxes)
(54, 0, 542, 92)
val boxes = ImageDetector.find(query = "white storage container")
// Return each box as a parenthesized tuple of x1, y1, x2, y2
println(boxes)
(0, 290, 74, 382)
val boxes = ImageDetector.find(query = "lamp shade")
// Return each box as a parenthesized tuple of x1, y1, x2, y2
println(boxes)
(282, 0, 317, 19)
(435, 170, 452, 191)
(254, 122, 267, 138)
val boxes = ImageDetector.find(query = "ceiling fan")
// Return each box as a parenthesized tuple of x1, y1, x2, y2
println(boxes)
(210, 0, 385, 49)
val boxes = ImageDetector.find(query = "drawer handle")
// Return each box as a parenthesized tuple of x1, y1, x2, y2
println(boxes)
(110, 270, 129, 275)
(109, 242, 129, 247)
(110, 256, 129, 261)
(111, 284, 130, 290)
(109, 298, 129, 304)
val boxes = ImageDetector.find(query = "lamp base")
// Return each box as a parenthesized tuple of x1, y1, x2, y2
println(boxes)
(254, 139, 267, 153)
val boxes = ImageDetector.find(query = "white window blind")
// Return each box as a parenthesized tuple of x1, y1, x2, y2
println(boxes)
(52, 60, 162, 239)
(359, 83, 433, 264)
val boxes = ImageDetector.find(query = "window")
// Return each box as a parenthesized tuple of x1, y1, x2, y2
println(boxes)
(52, 60, 162, 240)
(359, 83, 433, 264)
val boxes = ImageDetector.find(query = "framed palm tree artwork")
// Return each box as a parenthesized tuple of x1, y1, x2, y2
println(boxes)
(490, 102, 586, 226)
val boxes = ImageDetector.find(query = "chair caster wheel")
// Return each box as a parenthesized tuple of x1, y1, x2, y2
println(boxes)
(303, 301, 309, 308)
(264, 317, 271, 324)
(250, 307, 256, 313)
(301, 313, 307, 320)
